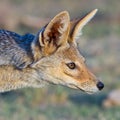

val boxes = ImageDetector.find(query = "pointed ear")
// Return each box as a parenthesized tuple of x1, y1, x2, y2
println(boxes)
(69, 9, 98, 42)
(38, 11, 70, 56)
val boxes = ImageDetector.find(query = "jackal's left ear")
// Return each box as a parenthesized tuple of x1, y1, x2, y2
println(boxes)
(39, 11, 70, 56)
(69, 9, 98, 42)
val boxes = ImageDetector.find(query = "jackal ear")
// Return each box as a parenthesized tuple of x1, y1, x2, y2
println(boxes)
(69, 9, 98, 42)
(38, 11, 70, 56)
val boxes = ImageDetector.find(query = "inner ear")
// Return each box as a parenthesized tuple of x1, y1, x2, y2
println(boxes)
(39, 11, 70, 56)
(43, 21, 64, 45)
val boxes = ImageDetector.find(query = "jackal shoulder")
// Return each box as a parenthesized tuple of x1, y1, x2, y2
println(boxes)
(0, 29, 35, 69)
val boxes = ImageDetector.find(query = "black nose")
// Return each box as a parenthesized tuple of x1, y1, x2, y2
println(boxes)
(97, 81, 104, 90)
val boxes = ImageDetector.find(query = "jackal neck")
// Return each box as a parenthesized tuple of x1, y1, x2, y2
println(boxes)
(0, 66, 47, 92)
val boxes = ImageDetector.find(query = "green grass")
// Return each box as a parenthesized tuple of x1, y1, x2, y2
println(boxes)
(83, 22, 113, 39)
(0, 90, 120, 120)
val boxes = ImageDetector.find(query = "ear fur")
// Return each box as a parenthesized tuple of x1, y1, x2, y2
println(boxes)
(69, 9, 98, 42)
(39, 11, 70, 56)
(31, 11, 70, 61)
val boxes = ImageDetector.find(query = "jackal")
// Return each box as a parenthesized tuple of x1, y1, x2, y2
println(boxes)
(0, 9, 104, 93)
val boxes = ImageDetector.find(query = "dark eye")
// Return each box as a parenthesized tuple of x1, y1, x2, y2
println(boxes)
(66, 62, 76, 69)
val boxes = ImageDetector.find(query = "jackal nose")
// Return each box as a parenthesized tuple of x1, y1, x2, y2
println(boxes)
(97, 81, 104, 90)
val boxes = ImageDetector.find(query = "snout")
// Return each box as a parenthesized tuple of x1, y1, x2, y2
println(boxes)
(97, 81, 104, 90)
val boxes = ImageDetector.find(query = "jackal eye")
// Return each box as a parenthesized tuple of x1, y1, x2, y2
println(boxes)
(66, 62, 76, 69)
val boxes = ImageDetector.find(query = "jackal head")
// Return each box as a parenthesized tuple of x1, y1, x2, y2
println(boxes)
(31, 9, 104, 94)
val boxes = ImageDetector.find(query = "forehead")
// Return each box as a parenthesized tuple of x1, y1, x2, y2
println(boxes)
(61, 44, 84, 61)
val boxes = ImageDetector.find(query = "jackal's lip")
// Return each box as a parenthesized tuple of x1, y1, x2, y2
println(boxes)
(68, 84, 98, 94)
(67, 83, 85, 91)
(85, 91, 97, 94)
(78, 88, 98, 94)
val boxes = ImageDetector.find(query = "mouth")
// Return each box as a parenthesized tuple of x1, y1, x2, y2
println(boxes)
(67, 83, 98, 94)
(85, 91, 97, 94)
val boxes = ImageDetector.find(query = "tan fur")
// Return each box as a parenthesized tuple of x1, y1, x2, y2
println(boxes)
(39, 11, 70, 56)
(0, 10, 104, 93)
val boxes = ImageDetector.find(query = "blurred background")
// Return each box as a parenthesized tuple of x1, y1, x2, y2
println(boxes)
(0, 0, 120, 120)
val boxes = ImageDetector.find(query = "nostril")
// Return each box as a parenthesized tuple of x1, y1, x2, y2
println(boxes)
(97, 81, 104, 90)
